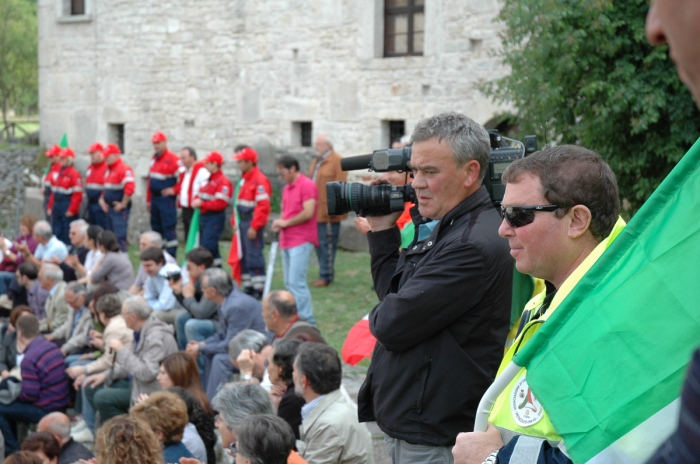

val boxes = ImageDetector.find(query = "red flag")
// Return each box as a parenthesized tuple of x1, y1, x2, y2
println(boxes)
(341, 314, 376, 366)
(227, 222, 242, 285)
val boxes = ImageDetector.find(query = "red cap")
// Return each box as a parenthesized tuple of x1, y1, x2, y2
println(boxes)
(152, 131, 167, 143)
(203, 151, 224, 166)
(45, 145, 62, 158)
(103, 143, 122, 157)
(88, 143, 104, 154)
(60, 148, 75, 158)
(233, 147, 258, 163)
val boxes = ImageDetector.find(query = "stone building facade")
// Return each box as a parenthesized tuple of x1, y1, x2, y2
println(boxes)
(38, 0, 510, 242)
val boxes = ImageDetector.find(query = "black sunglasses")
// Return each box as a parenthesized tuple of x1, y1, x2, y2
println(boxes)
(500, 205, 562, 228)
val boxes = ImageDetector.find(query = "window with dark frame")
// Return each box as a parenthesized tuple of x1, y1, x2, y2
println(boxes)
(71, 0, 85, 15)
(388, 120, 406, 147)
(300, 122, 313, 147)
(384, 0, 424, 57)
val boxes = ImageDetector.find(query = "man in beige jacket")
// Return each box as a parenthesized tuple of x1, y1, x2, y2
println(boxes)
(308, 135, 347, 287)
(294, 342, 374, 464)
(39, 264, 71, 342)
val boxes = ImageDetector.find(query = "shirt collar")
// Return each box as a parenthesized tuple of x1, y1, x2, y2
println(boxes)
(301, 394, 326, 419)
(49, 283, 60, 297)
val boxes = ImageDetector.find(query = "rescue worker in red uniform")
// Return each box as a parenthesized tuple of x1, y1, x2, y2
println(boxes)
(42, 145, 62, 219)
(233, 146, 272, 298)
(192, 152, 233, 266)
(48, 148, 83, 245)
(147, 131, 183, 256)
(99, 144, 135, 251)
(85, 142, 109, 229)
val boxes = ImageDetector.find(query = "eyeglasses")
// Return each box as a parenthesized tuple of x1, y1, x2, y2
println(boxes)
(228, 441, 239, 455)
(500, 205, 562, 228)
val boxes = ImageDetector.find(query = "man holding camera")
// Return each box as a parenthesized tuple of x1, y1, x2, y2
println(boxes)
(358, 112, 513, 463)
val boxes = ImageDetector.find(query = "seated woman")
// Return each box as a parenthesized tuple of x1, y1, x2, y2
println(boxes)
(0, 215, 37, 297)
(89, 231, 134, 291)
(268, 338, 306, 440)
(66, 225, 104, 284)
(157, 352, 215, 463)
(94, 415, 165, 464)
(0, 306, 34, 379)
(131, 391, 193, 464)
(20, 431, 61, 464)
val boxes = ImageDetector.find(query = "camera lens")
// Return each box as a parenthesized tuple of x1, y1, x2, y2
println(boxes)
(326, 182, 414, 217)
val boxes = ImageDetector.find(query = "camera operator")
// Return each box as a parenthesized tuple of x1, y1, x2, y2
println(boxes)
(357, 112, 513, 463)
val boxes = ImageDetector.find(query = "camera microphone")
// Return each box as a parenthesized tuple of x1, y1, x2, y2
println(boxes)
(340, 154, 373, 172)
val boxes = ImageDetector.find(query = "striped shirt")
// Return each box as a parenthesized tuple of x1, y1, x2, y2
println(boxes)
(19, 337, 71, 410)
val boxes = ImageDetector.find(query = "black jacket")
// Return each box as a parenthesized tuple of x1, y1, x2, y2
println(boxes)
(358, 186, 513, 447)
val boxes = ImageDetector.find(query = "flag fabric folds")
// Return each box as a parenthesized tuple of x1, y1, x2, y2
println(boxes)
(227, 178, 243, 285)
(342, 314, 375, 366)
(184, 208, 201, 253)
(513, 138, 700, 463)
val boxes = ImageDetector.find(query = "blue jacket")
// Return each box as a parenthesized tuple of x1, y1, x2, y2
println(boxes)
(201, 288, 266, 356)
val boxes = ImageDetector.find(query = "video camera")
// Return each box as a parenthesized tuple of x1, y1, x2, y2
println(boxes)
(326, 130, 537, 216)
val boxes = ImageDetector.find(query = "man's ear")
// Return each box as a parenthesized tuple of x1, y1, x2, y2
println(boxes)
(567, 205, 593, 239)
(462, 160, 482, 190)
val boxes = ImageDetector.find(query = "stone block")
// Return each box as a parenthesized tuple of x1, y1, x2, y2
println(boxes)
(338, 217, 369, 252)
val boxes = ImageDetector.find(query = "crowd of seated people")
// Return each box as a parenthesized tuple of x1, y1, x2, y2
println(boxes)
(0, 221, 377, 464)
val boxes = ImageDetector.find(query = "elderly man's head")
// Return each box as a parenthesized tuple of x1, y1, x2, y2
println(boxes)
(39, 264, 63, 291)
(37, 412, 72, 447)
(201, 267, 234, 303)
(139, 231, 163, 252)
(498, 145, 619, 289)
(68, 219, 88, 247)
(409, 112, 490, 220)
(212, 383, 273, 449)
(235, 415, 296, 464)
(262, 290, 298, 335)
(121, 296, 152, 331)
(64, 282, 87, 311)
(314, 134, 332, 156)
(646, 0, 700, 106)
(228, 330, 272, 378)
(33, 220, 54, 245)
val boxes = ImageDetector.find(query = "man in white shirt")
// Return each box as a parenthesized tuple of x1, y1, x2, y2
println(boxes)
(179, 147, 210, 244)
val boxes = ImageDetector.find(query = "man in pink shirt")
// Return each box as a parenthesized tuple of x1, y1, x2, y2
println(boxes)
(272, 156, 318, 325)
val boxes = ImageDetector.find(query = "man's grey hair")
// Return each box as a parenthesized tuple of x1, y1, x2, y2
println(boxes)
(122, 295, 152, 320)
(411, 112, 491, 181)
(140, 231, 163, 247)
(70, 219, 89, 235)
(34, 220, 53, 240)
(66, 281, 87, 297)
(212, 383, 273, 430)
(41, 263, 63, 283)
(229, 330, 271, 361)
(203, 268, 233, 297)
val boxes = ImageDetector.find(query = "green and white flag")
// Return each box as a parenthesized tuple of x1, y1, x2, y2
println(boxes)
(185, 208, 201, 253)
(514, 138, 700, 463)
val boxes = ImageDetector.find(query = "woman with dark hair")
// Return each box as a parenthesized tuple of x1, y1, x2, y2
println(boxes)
(21, 432, 61, 464)
(268, 338, 306, 439)
(157, 352, 213, 414)
(0, 306, 34, 379)
(89, 231, 134, 291)
(169, 386, 216, 464)
(3, 452, 43, 464)
(91, 415, 164, 464)
(69, 225, 104, 284)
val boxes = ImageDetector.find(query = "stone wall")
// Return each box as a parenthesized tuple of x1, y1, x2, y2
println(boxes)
(38, 0, 510, 245)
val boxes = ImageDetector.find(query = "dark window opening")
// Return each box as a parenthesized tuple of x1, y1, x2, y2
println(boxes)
(384, 0, 424, 57)
(71, 0, 85, 15)
(300, 122, 313, 147)
(108, 124, 125, 153)
(388, 120, 406, 147)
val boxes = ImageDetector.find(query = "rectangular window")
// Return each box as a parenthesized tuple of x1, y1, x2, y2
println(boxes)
(384, 0, 424, 57)
(108, 124, 125, 153)
(388, 120, 406, 147)
(292, 121, 313, 147)
(71, 0, 85, 15)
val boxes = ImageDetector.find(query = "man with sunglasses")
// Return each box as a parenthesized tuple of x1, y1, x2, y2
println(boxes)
(357, 112, 513, 463)
(452, 146, 623, 464)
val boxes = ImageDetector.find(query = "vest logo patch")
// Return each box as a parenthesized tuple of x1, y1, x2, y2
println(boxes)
(510, 375, 544, 427)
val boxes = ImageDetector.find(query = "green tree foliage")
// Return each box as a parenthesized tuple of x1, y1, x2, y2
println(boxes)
(0, 0, 37, 137)
(485, 0, 700, 212)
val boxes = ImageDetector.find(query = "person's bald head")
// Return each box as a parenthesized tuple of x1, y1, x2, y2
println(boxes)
(37, 412, 71, 445)
(262, 290, 298, 335)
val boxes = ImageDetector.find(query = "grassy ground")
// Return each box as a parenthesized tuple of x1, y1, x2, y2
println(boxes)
(128, 242, 378, 366)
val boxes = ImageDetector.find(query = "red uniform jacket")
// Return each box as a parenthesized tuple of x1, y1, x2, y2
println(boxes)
(102, 158, 136, 204)
(48, 166, 83, 215)
(196, 170, 233, 214)
(147, 149, 184, 202)
(85, 160, 109, 202)
(235, 166, 272, 231)
(42, 162, 62, 197)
